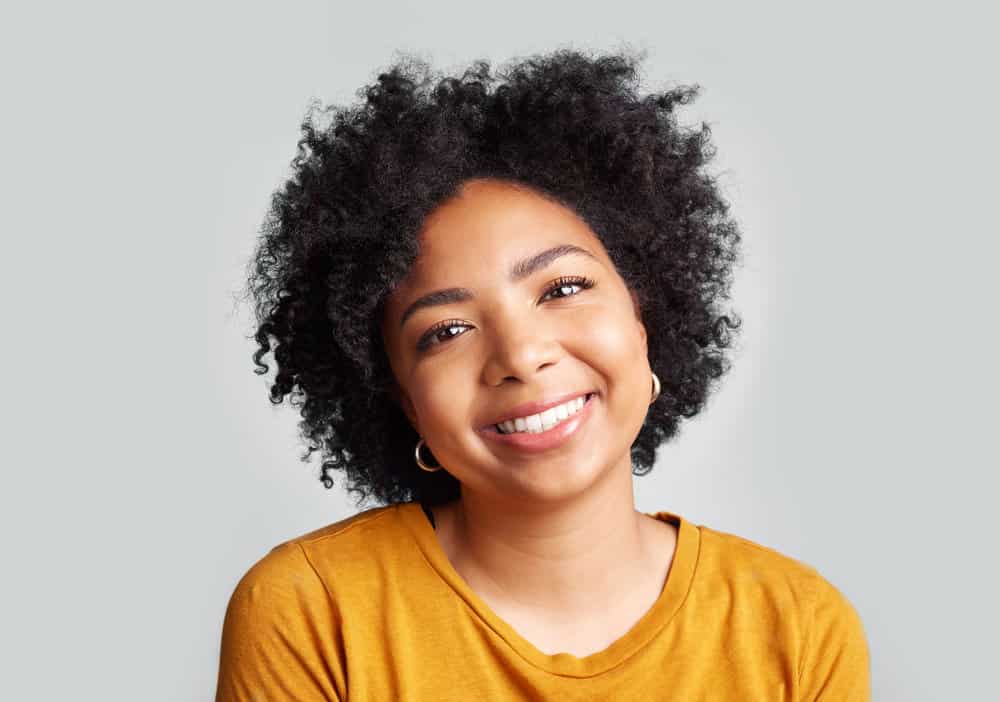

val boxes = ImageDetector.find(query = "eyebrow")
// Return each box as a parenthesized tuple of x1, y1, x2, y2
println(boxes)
(398, 244, 599, 330)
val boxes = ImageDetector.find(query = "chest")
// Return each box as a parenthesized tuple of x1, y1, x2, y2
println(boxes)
(496, 612, 632, 658)
(476, 584, 664, 659)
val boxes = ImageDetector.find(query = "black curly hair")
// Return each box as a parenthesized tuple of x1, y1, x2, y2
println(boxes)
(241, 47, 743, 510)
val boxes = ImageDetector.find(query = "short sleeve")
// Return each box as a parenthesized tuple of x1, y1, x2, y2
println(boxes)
(797, 573, 871, 701)
(215, 542, 344, 702)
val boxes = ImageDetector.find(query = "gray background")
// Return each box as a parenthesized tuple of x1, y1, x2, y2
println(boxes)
(3, 1, 996, 699)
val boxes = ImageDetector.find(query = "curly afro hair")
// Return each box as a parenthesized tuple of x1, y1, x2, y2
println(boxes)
(242, 47, 743, 510)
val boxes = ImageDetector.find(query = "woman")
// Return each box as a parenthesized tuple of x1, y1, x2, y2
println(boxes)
(216, 49, 870, 700)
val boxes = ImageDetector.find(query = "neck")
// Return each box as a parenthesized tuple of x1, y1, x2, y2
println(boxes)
(436, 465, 660, 617)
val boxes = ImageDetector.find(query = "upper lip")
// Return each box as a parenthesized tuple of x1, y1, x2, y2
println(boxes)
(479, 390, 594, 429)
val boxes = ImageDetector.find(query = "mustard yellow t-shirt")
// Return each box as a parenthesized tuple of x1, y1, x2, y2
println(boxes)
(215, 502, 870, 701)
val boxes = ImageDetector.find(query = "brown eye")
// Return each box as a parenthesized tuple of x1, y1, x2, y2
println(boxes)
(540, 276, 595, 302)
(416, 320, 470, 352)
(414, 277, 595, 353)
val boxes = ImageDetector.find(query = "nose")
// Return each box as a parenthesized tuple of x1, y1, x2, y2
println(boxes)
(481, 311, 563, 387)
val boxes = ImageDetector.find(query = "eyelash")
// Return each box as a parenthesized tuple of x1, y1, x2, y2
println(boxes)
(416, 276, 596, 352)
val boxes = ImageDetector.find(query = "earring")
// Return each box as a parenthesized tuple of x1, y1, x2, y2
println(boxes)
(650, 371, 660, 404)
(414, 437, 443, 472)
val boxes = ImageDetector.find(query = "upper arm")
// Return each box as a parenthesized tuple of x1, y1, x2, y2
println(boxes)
(797, 573, 871, 702)
(214, 542, 344, 702)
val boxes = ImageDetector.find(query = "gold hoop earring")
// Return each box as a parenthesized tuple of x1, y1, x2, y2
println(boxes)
(650, 371, 661, 404)
(414, 437, 443, 472)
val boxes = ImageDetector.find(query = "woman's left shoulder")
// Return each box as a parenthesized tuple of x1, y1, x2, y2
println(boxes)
(696, 521, 868, 648)
(685, 520, 871, 698)
(697, 522, 839, 590)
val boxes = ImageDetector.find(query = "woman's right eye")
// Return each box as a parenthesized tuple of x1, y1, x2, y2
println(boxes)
(416, 321, 470, 352)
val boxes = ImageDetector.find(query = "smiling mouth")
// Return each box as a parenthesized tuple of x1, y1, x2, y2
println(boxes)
(485, 392, 597, 435)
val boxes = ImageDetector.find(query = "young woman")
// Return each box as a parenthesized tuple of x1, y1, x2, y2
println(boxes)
(216, 49, 870, 700)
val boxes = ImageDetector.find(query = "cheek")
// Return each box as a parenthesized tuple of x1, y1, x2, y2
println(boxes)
(574, 305, 645, 368)
(572, 305, 651, 424)
(408, 369, 476, 436)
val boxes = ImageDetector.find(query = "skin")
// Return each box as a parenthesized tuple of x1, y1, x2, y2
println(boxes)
(380, 178, 678, 657)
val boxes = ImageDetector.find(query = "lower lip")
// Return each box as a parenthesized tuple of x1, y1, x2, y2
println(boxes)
(478, 393, 597, 453)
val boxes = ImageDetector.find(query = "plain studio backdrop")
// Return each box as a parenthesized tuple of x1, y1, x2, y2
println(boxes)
(2, 1, 996, 699)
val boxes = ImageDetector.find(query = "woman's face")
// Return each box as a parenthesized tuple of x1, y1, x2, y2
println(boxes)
(380, 178, 652, 504)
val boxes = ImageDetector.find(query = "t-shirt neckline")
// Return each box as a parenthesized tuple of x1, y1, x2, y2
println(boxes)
(396, 500, 700, 678)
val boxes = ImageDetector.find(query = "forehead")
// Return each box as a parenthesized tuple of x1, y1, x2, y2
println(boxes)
(404, 179, 606, 284)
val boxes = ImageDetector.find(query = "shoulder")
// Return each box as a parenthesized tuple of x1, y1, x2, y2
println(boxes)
(216, 511, 406, 702)
(284, 503, 400, 546)
(225, 505, 398, 607)
(696, 521, 866, 625)
(222, 539, 323, 631)
(230, 503, 415, 611)
(695, 521, 841, 598)
(218, 506, 402, 664)
(692, 521, 870, 698)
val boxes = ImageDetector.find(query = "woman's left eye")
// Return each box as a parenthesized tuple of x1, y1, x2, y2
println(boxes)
(541, 276, 596, 301)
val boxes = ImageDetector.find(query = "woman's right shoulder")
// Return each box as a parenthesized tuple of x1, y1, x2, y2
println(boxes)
(228, 503, 403, 599)
(284, 503, 400, 546)
(215, 507, 405, 702)
(223, 540, 321, 622)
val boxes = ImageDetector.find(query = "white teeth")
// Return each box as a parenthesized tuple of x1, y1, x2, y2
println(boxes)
(526, 413, 543, 432)
(496, 395, 589, 435)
